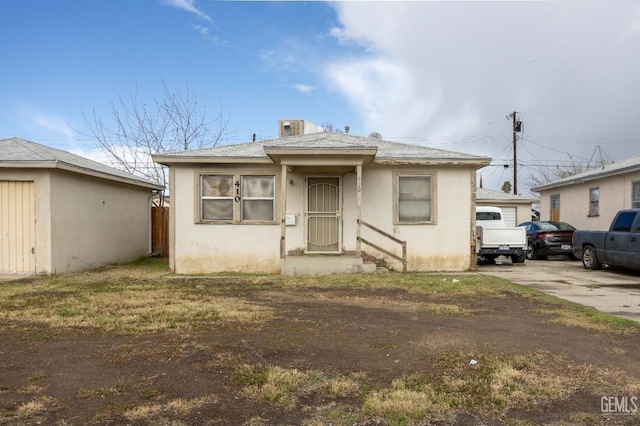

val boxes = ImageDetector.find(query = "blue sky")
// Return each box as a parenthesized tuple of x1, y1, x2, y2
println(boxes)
(3, 0, 640, 194)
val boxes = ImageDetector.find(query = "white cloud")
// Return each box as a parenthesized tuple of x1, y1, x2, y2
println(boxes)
(191, 24, 209, 35)
(293, 83, 315, 94)
(162, 0, 211, 22)
(19, 103, 75, 141)
(324, 0, 640, 192)
(68, 147, 112, 165)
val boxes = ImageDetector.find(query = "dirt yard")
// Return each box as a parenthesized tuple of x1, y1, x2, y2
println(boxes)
(0, 263, 639, 425)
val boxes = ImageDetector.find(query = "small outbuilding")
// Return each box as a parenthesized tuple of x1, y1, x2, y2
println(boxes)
(476, 187, 538, 226)
(153, 131, 491, 275)
(0, 138, 164, 275)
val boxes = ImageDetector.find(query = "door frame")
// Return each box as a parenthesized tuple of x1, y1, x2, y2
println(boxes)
(304, 175, 342, 254)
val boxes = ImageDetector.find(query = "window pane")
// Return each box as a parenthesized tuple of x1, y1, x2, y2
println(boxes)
(202, 176, 233, 197)
(242, 200, 274, 221)
(633, 182, 640, 208)
(202, 199, 233, 220)
(399, 200, 431, 222)
(398, 176, 431, 222)
(243, 176, 274, 198)
(613, 212, 636, 232)
(399, 176, 430, 200)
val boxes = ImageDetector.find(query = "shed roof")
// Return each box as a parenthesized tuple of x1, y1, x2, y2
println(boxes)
(532, 155, 640, 192)
(0, 138, 163, 190)
(476, 187, 538, 203)
(153, 132, 491, 167)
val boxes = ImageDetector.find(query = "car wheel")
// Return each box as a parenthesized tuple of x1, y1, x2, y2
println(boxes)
(526, 242, 537, 260)
(511, 254, 526, 264)
(582, 245, 602, 270)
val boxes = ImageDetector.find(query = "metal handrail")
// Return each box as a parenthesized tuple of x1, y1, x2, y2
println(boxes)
(357, 219, 407, 273)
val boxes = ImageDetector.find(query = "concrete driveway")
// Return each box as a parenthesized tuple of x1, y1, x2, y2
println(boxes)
(478, 257, 640, 323)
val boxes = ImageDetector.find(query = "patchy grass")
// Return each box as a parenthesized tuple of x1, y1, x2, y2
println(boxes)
(235, 365, 360, 408)
(225, 351, 640, 425)
(122, 395, 217, 421)
(3, 260, 636, 336)
(0, 260, 275, 334)
(2, 258, 640, 425)
(76, 381, 125, 399)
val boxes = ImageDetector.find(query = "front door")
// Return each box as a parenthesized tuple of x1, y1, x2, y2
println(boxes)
(306, 176, 341, 253)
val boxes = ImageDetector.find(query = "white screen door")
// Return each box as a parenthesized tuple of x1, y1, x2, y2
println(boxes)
(306, 177, 341, 253)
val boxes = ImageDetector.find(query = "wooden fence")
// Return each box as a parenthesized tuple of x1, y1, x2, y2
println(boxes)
(151, 206, 169, 258)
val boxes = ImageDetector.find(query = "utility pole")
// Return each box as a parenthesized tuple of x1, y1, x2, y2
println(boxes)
(510, 111, 522, 194)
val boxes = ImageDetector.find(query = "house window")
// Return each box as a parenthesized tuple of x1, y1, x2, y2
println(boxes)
(633, 181, 640, 208)
(200, 174, 275, 223)
(241, 176, 275, 221)
(589, 188, 599, 216)
(397, 175, 432, 223)
(201, 175, 234, 221)
(550, 194, 560, 221)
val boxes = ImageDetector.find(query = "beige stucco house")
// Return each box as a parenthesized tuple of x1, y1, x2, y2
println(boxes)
(476, 187, 538, 226)
(533, 155, 640, 230)
(153, 132, 491, 275)
(0, 138, 164, 275)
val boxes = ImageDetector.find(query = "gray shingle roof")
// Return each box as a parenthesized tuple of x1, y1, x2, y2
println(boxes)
(154, 132, 491, 163)
(0, 138, 163, 189)
(477, 187, 538, 202)
(532, 155, 640, 192)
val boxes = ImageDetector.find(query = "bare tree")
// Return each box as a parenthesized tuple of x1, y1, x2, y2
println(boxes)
(526, 147, 614, 190)
(526, 154, 588, 189)
(82, 82, 231, 192)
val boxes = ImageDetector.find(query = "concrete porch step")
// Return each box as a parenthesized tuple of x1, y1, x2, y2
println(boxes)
(281, 255, 377, 276)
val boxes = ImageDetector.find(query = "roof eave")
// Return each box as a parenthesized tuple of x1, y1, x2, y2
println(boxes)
(0, 160, 164, 190)
(532, 164, 640, 192)
(373, 158, 491, 167)
(152, 155, 273, 166)
(264, 147, 378, 166)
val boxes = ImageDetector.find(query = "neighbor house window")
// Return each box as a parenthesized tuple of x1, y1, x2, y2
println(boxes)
(550, 194, 560, 221)
(241, 175, 275, 221)
(633, 181, 640, 208)
(589, 187, 599, 216)
(397, 175, 432, 223)
(200, 174, 276, 223)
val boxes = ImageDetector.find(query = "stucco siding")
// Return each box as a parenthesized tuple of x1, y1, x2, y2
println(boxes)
(172, 163, 476, 273)
(48, 170, 152, 273)
(540, 173, 640, 230)
(172, 165, 281, 273)
(538, 171, 640, 230)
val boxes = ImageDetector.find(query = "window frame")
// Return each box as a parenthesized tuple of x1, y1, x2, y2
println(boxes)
(633, 181, 640, 209)
(200, 174, 234, 222)
(589, 187, 599, 217)
(240, 175, 276, 222)
(393, 172, 436, 225)
(197, 172, 278, 225)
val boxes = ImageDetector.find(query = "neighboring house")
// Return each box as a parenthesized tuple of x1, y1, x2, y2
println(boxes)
(0, 138, 164, 275)
(476, 187, 538, 226)
(533, 155, 640, 230)
(153, 132, 491, 275)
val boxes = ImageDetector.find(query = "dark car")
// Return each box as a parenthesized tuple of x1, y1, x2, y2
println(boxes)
(518, 221, 578, 260)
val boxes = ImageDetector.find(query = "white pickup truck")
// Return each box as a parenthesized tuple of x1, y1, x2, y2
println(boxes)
(476, 206, 527, 265)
